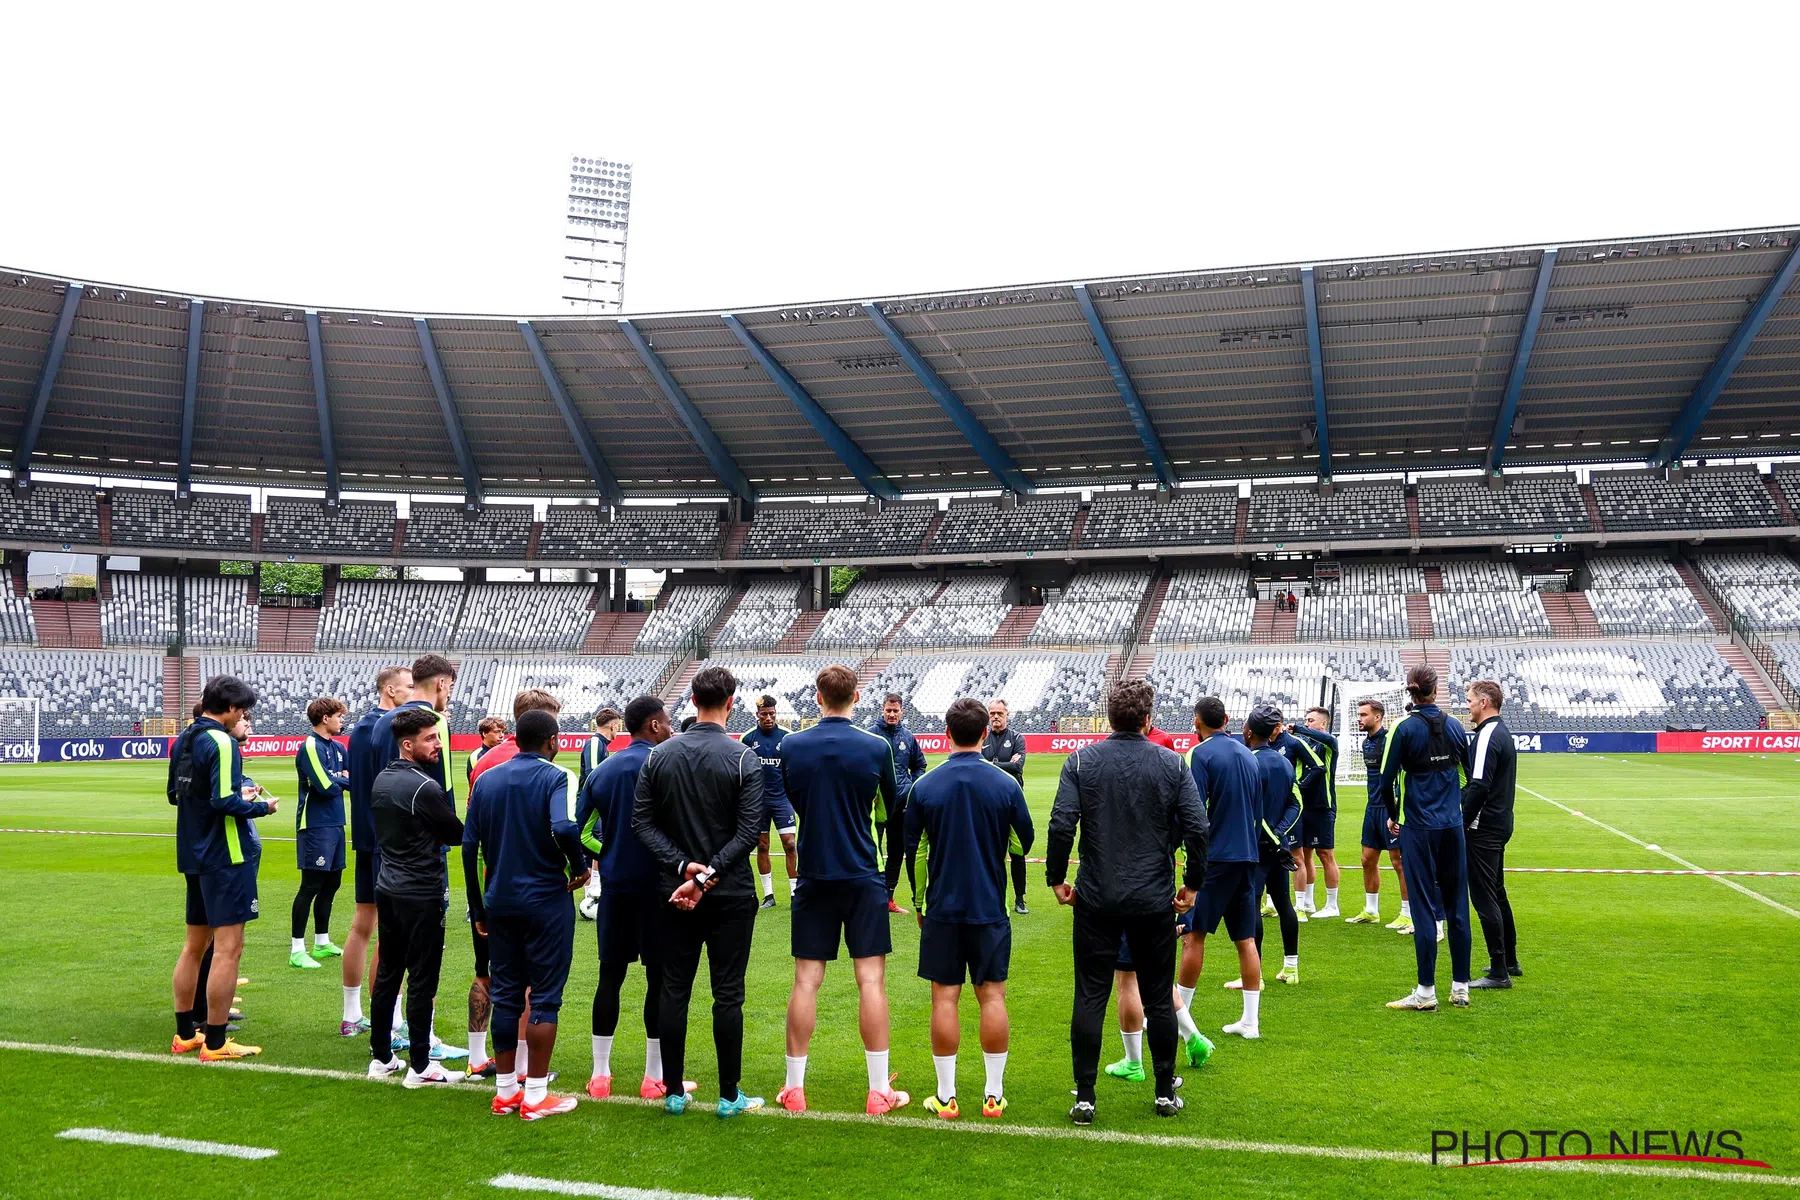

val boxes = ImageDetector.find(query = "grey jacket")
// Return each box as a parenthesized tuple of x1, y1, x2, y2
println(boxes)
(630, 721, 764, 901)
(1045, 732, 1209, 916)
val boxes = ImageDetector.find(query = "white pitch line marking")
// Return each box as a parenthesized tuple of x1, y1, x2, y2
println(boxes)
(10, 1043, 1798, 1187)
(1520, 785, 1800, 920)
(492, 1173, 750, 1200)
(57, 1127, 277, 1160)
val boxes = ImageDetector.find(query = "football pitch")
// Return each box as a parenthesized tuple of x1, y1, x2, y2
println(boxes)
(1, 751, 1796, 1199)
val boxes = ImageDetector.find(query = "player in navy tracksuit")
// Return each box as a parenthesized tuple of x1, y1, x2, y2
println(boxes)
(1289, 711, 1343, 917)
(290, 697, 349, 971)
(871, 693, 928, 911)
(169, 675, 269, 1060)
(902, 697, 1034, 1119)
(1272, 723, 1327, 918)
(1173, 696, 1264, 1053)
(463, 710, 589, 1120)
(740, 695, 798, 908)
(342, 663, 412, 1037)
(574, 695, 684, 1100)
(1247, 706, 1303, 999)
(1377, 666, 1474, 1010)
(1346, 698, 1411, 929)
(777, 665, 908, 1115)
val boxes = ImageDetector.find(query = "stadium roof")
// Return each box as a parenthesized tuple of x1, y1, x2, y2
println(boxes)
(2, 224, 1797, 502)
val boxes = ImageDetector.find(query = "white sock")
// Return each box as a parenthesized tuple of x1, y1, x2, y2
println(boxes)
(1175, 983, 1196, 1010)
(785, 1054, 808, 1089)
(497, 1070, 519, 1099)
(760, 872, 774, 899)
(428, 1007, 438, 1046)
(342, 986, 363, 1024)
(1400, 900, 1412, 919)
(1241, 988, 1261, 1024)
(291, 937, 306, 954)
(1292, 889, 1305, 911)
(1175, 1002, 1200, 1041)
(866, 1048, 890, 1093)
(391, 994, 403, 1029)
(524, 1075, 547, 1105)
(932, 1053, 956, 1101)
(1121, 1028, 1143, 1064)
(983, 1051, 1007, 1100)
(1419, 984, 1437, 1001)
(1364, 892, 1381, 915)
(1283, 955, 1298, 969)
(592, 1034, 612, 1077)
(1438, 920, 1447, 939)
(469, 1031, 486, 1064)
(1325, 887, 1338, 908)
(315, 932, 332, 946)
(644, 1037, 662, 1082)
(789, 876, 798, 897)
(516, 1042, 528, 1078)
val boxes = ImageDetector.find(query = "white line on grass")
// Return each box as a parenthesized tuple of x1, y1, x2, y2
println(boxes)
(9, 1041, 1798, 1187)
(1520, 785, 1800, 920)
(57, 1127, 277, 1160)
(492, 1173, 749, 1200)
(0, 828, 296, 841)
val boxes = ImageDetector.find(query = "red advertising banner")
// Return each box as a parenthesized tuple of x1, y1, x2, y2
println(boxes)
(1655, 730, 1800, 753)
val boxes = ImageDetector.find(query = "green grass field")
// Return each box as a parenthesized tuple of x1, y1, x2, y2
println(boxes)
(2, 751, 1797, 1199)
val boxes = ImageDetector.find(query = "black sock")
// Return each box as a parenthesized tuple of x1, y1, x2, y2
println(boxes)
(177, 1010, 197, 1040)
(1075, 1084, 1095, 1104)
(204, 1022, 228, 1051)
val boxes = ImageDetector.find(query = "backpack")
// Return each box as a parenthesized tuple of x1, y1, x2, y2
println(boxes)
(166, 725, 205, 805)
(1415, 711, 1460, 776)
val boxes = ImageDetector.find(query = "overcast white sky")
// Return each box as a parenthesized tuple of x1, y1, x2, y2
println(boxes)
(4, 2, 1796, 317)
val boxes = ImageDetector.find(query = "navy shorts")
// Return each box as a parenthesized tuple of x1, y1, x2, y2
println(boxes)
(1301, 808, 1337, 850)
(296, 826, 346, 874)
(1362, 804, 1399, 852)
(918, 918, 1010, 986)
(488, 901, 577, 1024)
(185, 863, 260, 928)
(792, 875, 891, 961)
(595, 889, 660, 966)
(1188, 860, 1259, 942)
(354, 847, 383, 905)
(1114, 933, 1134, 972)
(766, 794, 796, 836)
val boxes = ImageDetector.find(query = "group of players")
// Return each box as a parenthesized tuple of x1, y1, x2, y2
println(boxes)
(164, 652, 1520, 1125)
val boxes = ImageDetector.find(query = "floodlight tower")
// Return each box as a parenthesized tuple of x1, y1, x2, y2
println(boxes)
(562, 155, 632, 312)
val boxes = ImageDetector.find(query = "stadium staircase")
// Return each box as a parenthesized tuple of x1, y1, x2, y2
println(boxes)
(1579, 484, 1605, 534)
(1720, 644, 1784, 713)
(1422, 566, 1444, 593)
(1233, 498, 1249, 544)
(1673, 562, 1729, 633)
(1136, 575, 1171, 643)
(1102, 653, 1124, 691)
(776, 610, 826, 653)
(1765, 475, 1796, 525)
(1067, 507, 1089, 551)
(1539, 591, 1600, 638)
(989, 605, 1042, 648)
(392, 519, 407, 556)
(659, 659, 700, 706)
(9, 558, 27, 595)
(1250, 599, 1296, 643)
(719, 521, 751, 560)
(1123, 651, 1155, 683)
(855, 655, 891, 691)
(917, 510, 944, 555)
(1405, 594, 1433, 639)
(97, 497, 112, 546)
(249, 513, 264, 555)
(1406, 493, 1421, 539)
(581, 611, 648, 655)
(525, 521, 543, 560)
(30, 599, 100, 648)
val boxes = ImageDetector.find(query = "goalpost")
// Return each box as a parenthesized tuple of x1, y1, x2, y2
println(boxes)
(1332, 681, 1407, 784)
(0, 697, 41, 765)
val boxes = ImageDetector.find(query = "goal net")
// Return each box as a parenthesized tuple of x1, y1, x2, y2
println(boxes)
(0, 696, 40, 765)
(1332, 681, 1407, 784)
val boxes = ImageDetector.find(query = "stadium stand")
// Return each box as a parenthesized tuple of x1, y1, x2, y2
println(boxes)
(742, 503, 935, 559)
(108, 489, 252, 552)
(1450, 643, 1763, 731)
(670, 657, 835, 733)
(453, 584, 593, 652)
(1314, 561, 1425, 594)
(0, 483, 99, 543)
(634, 584, 730, 652)
(1079, 489, 1239, 548)
(1246, 482, 1407, 542)
(0, 593, 36, 645)
(485, 657, 667, 729)
(1416, 475, 1590, 538)
(854, 651, 1109, 733)
(1591, 470, 1782, 532)
(402, 503, 534, 558)
(99, 574, 257, 648)
(200, 654, 388, 733)
(0, 650, 163, 735)
(808, 604, 906, 650)
(1585, 555, 1713, 635)
(537, 505, 719, 561)
(1028, 571, 1150, 646)
(262, 498, 397, 556)
(316, 580, 462, 651)
(886, 573, 1010, 649)
(1150, 570, 1255, 644)
(1143, 649, 1405, 734)
(1428, 591, 1552, 639)
(1433, 560, 1525, 592)
(1588, 555, 1688, 589)
(1694, 552, 1800, 631)
(713, 578, 804, 651)
(930, 497, 1078, 555)
(1298, 595, 1410, 641)
(840, 577, 939, 608)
